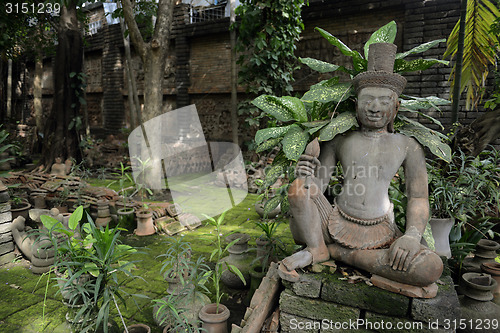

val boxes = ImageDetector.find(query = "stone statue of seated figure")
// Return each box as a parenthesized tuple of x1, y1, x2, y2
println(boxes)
(278, 43, 443, 298)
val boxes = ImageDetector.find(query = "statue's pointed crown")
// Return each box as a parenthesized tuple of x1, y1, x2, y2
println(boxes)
(353, 43, 406, 95)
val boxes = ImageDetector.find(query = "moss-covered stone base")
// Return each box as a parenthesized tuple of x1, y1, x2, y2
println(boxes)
(279, 270, 460, 333)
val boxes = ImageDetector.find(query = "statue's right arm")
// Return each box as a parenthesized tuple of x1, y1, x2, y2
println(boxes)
(316, 139, 337, 193)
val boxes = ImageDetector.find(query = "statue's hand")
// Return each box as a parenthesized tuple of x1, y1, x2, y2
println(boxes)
(295, 154, 321, 178)
(388, 234, 421, 271)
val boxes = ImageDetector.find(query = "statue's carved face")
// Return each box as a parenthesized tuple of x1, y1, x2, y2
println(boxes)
(356, 87, 398, 130)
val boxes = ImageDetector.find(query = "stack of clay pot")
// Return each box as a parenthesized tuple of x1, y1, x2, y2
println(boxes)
(460, 272, 500, 331)
(95, 200, 112, 228)
(463, 239, 500, 273)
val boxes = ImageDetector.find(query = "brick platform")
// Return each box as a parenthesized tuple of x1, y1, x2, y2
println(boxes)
(279, 269, 460, 333)
(0, 202, 14, 265)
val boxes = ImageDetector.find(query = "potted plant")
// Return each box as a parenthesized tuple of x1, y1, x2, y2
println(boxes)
(153, 254, 210, 332)
(108, 162, 135, 230)
(36, 206, 141, 333)
(52, 186, 70, 213)
(427, 159, 460, 259)
(10, 193, 31, 220)
(199, 211, 246, 333)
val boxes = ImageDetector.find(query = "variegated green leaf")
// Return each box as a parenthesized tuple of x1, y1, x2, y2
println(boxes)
(396, 39, 446, 59)
(318, 112, 358, 141)
(252, 95, 293, 122)
(398, 124, 451, 162)
(263, 161, 287, 188)
(256, 137, 282, 153)
(282, 125, 310, 161)
(302, 83, 353, 104)
(255, 125, 294, 145)
(400, 95, 451, 112)
(280, 194, 290, 214)
(315, 27, 356, 58)
(397, 114, 448, 140)
(311, 77, 340, 89)
(364, 21, 397, 59)
(263, 195, 282, 218)
(352, 52, 368, 73)
(252, 95, 307, 122)
(302, 120, 330, 128)
(394, 58, 449, 73)
(299, 57, 340, 73)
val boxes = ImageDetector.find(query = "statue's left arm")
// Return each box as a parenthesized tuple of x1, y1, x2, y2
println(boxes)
(389, 138, 429, 271)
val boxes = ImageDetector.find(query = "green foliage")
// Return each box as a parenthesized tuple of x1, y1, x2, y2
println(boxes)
(233, 0, 308, 133)
(444, 0, 500, 110)
(202, 211, 246, 312)
(33, 206, 141, 333)
(234, 0, 307, 97)
(107, 162, 134, 207)
(252, 21, 451, 206)
(428, 147, 500, 269)
(0, 0, 57, 59)
(0, 126, 14, 176)
(154, 237, 210, 331)
(254, 220, 287, 270)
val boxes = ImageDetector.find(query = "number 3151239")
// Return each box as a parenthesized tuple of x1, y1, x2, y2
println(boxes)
(5, 3, 61, 15)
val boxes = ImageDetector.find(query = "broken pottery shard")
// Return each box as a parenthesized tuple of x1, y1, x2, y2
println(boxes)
(371, 275, 438, 299)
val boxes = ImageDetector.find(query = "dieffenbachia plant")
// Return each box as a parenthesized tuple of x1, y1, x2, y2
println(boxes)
(252, 21, 452, 215)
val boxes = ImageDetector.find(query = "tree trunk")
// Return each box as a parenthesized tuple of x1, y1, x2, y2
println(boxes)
(453, 108, 500, 156)
(40, 1, 83, 169)
(120, 0, 175, 124)
(33, 54, 43, 132)
(229, 0, 239, 145)
(142, 55, 166, 122)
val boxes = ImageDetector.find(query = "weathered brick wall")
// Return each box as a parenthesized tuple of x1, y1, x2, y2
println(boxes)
(102, 24, 124, 133)
(21, 1, 499, 147)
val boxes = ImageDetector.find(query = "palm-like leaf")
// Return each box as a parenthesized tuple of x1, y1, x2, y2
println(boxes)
(444, 0, 500, 110)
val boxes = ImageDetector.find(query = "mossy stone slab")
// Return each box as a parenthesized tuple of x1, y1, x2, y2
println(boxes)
(280, 289, 360, 322)
(320, 273, 410, 317)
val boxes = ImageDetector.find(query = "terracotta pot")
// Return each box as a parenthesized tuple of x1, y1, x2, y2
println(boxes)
(464, 239, 500, 273)
(255, 200, 280, 219)
(135, 209, 156, 236)
(461, 272, 497, 301)
(117, 208, 135, 231)
(153, 291, 210, 328)
(10, 200, 31, 220)
(459, 272, 500, 325)
(95, 200, 112, 228)
(429, 217, 454, 258)
(125, 323, 150, 333)
(481, 262, 500, 305)
(199, 303, 230, 333)
(248, 263, 265, 300)
(220, 233, 251, 289)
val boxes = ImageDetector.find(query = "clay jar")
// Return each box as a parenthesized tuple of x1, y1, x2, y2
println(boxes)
(124, 324, 150, 333)
(10, 199, 31, 220)
(460, 272, 500, 328)
(220, 233, 251, 289)
(134, 209, 155, 236)
(254, 200, 281, 219)
(462, 272, 497, 301)
(199, 303, 230, 333)
(117, 207, 135, 232)
(464, 239, 500, 273)
(95, 200, 112, 228)
(481, 262, 500, 305)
